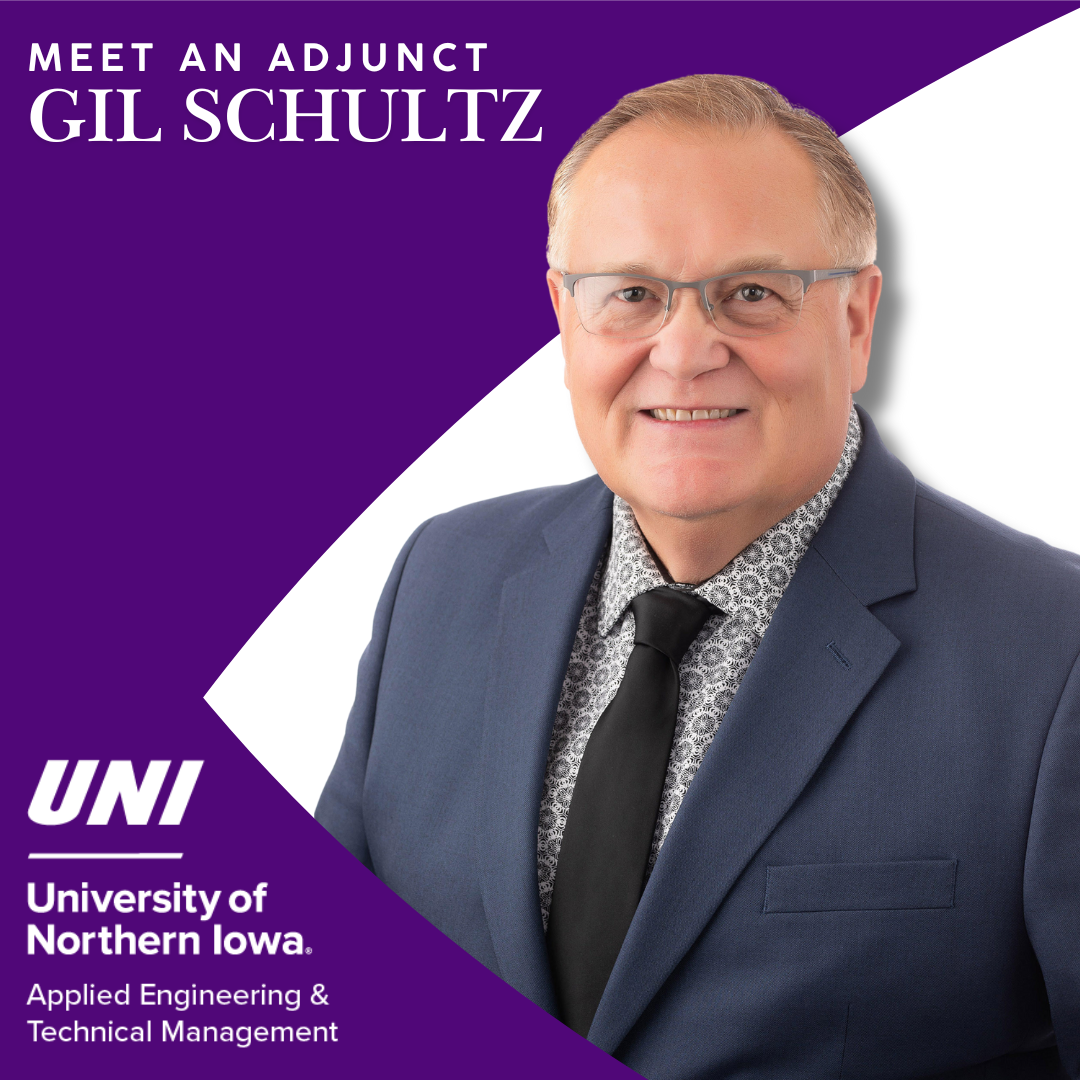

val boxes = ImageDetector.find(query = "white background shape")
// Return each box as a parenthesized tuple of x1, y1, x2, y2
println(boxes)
(845, 10, 1080, 546)
(207, 337, 595, 811)
(207, 10, 1080, 813)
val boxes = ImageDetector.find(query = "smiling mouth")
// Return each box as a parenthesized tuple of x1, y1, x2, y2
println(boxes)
(648, 408, 746, 422)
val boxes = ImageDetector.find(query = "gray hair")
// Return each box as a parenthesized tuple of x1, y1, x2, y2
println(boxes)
(547, 74, 876, 271)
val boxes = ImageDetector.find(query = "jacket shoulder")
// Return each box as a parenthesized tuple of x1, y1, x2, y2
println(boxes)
(404, 474, 611, 578)
(433, 474, 604, 534)
(913, 480, 1080, 609)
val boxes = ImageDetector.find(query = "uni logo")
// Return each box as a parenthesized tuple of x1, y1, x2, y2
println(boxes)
(28, 760, 204, 826)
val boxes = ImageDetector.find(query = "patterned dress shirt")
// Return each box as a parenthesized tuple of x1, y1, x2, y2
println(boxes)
(537, 407, 863, 927)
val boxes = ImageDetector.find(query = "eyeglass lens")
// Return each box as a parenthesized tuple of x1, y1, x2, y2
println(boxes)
(572, 273, 807, 339)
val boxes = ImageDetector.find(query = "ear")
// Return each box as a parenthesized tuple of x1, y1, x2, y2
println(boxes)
(546, 267, 565, 321)
(847, 265, 883, 394)
(547, 268, 572, 379)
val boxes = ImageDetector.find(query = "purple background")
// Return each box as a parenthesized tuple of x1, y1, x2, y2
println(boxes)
(4, 2, 1076, 1075)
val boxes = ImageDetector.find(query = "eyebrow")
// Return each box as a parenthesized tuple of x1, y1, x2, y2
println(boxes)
(592, 255, 789, 278)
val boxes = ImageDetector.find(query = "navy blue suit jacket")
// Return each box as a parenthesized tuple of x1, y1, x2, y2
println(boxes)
(317, 410, 1080, 1078)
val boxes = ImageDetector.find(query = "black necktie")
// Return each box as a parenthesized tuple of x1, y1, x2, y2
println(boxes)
(547, 585, 716, 1037)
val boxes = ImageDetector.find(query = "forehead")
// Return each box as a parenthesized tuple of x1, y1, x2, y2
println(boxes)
(563, 120, 825, 274)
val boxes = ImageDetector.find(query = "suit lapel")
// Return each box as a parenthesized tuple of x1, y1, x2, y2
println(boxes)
(589, 410, 918, 1051)
(477, 477, 613, 1013)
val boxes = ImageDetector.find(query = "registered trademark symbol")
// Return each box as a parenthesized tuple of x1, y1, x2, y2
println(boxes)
(305, 947, 313, 954)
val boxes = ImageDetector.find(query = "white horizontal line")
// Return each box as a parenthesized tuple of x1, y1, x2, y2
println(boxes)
(28, 853, 184, 860)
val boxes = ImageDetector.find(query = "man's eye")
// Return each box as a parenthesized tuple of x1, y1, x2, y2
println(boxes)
(615, 287, 650, 303)
(736, 284, 770, 303)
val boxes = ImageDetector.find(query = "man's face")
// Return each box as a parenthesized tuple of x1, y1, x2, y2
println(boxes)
(549, 121, 881, 531)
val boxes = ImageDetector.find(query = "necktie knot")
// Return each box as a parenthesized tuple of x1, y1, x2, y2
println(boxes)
(631, 586, 716, 665)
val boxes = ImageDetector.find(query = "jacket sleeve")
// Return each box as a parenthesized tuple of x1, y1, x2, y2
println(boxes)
(314, 518, 432, 869)
(1025, 649, 1080, 1077)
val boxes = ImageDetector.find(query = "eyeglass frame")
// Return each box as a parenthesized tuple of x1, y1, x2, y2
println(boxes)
(559, 267, 860, 337)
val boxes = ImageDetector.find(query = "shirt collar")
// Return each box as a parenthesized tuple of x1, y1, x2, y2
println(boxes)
(597, 406, 863, 637)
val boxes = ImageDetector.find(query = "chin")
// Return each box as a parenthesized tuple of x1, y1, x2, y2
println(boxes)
(641, 497, 742, 522)
(627, 469, 753, 522)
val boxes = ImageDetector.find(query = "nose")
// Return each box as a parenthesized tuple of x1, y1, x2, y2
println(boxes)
(647, 285, 733, 381)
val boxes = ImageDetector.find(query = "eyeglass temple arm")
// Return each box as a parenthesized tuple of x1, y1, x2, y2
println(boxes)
(803, 269, 860, 291)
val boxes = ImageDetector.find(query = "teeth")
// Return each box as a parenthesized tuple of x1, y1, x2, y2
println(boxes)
(650, 408, 741, 422)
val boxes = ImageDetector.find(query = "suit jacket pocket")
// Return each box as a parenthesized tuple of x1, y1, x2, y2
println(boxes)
(763, 859, 957, 913)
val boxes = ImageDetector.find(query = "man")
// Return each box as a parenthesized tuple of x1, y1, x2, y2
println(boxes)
(317, 75, 1080, 1078)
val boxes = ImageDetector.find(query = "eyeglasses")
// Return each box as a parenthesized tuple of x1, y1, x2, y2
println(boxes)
(561, 268, 858, 339)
